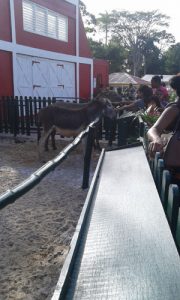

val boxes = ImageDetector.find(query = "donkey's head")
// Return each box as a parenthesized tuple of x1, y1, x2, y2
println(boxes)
(99, 98, 117, 119)
(87, 98, 117, 123)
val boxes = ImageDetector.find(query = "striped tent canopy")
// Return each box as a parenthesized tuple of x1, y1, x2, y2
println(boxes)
(109, 72, 149, 87)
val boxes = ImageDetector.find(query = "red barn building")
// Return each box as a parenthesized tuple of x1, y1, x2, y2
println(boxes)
(0, 0, 108, 100)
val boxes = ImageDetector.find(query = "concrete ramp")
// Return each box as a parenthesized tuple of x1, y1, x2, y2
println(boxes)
(52, 146, 180, 300)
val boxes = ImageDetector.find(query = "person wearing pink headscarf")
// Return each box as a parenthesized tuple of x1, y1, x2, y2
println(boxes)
(151, 75, 169, 108)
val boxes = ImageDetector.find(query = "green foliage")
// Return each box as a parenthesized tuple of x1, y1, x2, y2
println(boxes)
(79, 1, 96, 35)
(110, 10, 174, 76)
(164, 43, 180, 74)
(96, 12, 114, 45)
(87, 39, 106, 58)
(139, 112, 159, 126)
(80, 1, 175, 76)
(169, 90, 177, 102)
(88, 39, 127, 73)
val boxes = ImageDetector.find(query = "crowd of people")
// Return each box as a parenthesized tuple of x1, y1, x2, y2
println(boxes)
(148, 74, 180, 186)
(99, 74, 179, 186)
(96, 74, 180, 186)
(118, 74, 180, 186)
(116, 75, 169, 114)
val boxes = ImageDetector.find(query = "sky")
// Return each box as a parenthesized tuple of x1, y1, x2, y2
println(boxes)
(82, 0, 180, 43)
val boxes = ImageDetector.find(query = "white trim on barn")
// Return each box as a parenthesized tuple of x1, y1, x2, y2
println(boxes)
(16, 54, 76, 98)
(66, 0, 79, 5)
(10, 0, 16, 43)
(0, 35, 93, 100)
(9, 0, 18, 98)
(0, 40, 93, 64)
(1, 0, 94, 98)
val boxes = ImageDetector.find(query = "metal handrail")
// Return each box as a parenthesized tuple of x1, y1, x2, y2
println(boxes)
(0, 119, 99, 210)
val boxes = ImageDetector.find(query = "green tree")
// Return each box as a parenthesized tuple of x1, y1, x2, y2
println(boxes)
(96, 11, 114, 45)
(88, 39, 106, 58)
(110, 10, 174, 76)
(88, 39, 127, 73)
(164, 43, 180, 74)
(79, 1, 96, 35)
(140, 38, 166, 75)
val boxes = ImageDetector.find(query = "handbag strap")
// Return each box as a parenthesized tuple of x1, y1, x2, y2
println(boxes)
(166, 100, 180, 132)
(174, 100, 180, 132)
(165, 100, 180, 132)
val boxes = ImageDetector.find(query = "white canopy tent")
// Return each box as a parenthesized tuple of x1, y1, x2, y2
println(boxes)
(142, 74, 174, 85)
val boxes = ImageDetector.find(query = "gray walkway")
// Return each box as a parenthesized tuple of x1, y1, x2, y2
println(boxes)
(54, 146, 180, 300)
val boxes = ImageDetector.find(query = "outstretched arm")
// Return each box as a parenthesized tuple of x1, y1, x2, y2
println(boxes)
(117, 101, 139, 112)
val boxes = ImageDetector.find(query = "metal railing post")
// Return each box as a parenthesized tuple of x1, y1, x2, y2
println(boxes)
(82, 125, 95, 189)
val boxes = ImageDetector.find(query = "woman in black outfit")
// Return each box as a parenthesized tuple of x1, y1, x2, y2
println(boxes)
(148, 74, 180, 185)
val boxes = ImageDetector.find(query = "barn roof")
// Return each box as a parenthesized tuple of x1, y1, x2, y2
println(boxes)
(109, 72, 149, 86)
(142, 74, 175, 83)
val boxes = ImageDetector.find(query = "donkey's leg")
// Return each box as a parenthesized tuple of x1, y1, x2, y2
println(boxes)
(43, 126, 57, 151)
(94, 138, 101, 151)
(38, 127, 54, 161)
(93, 121, 102, 151)
(44, 133, 50, 151)
(51, 128, 57, 150)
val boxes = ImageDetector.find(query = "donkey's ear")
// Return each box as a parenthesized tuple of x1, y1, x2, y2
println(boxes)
(101, 97, 106, 103)
(101, 97, 112, 107)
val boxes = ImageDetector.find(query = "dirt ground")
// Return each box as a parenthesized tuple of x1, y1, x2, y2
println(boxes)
(0, 135, 100, 300)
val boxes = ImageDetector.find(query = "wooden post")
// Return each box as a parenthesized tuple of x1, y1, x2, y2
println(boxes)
(20, 96, 25, 134)
(29, 97, 34, 126)
(11, 96, 18, 137)
(14, 96, 19, 136)
(4, 97, 9, 133)
(25, 96, 30, 135)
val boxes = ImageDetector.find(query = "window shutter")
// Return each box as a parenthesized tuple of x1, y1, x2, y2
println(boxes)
(47, 13, 57, 38)
(35, 6, 46, 35)
(58, 17, 68, 42)
(23, 0, 68, 42)
(23, 1, 34, 32)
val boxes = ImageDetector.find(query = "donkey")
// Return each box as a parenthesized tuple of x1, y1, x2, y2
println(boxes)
(37, 98, 116, 158)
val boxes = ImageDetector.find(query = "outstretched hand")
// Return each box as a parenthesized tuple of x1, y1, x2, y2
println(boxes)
(116, 106, 124, 111)
(148, 139, 164, 158)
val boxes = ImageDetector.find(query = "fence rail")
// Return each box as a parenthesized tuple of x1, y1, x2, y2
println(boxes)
(0, 96, 142, 147)
(0, 119, 97, 210)
(0, 96, 118, 144)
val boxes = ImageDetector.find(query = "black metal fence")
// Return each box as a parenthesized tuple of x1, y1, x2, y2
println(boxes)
(0, 96, 84, 137)
(0, 96, 141, 146)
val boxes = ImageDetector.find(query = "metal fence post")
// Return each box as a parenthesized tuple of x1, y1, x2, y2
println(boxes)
(82, 125, 95, 189)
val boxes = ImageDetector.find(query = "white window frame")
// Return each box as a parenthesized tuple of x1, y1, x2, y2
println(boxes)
(23, 0, 68, 42)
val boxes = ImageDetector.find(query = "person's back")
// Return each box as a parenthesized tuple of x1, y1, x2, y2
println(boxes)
(148, 74, 180, 185)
